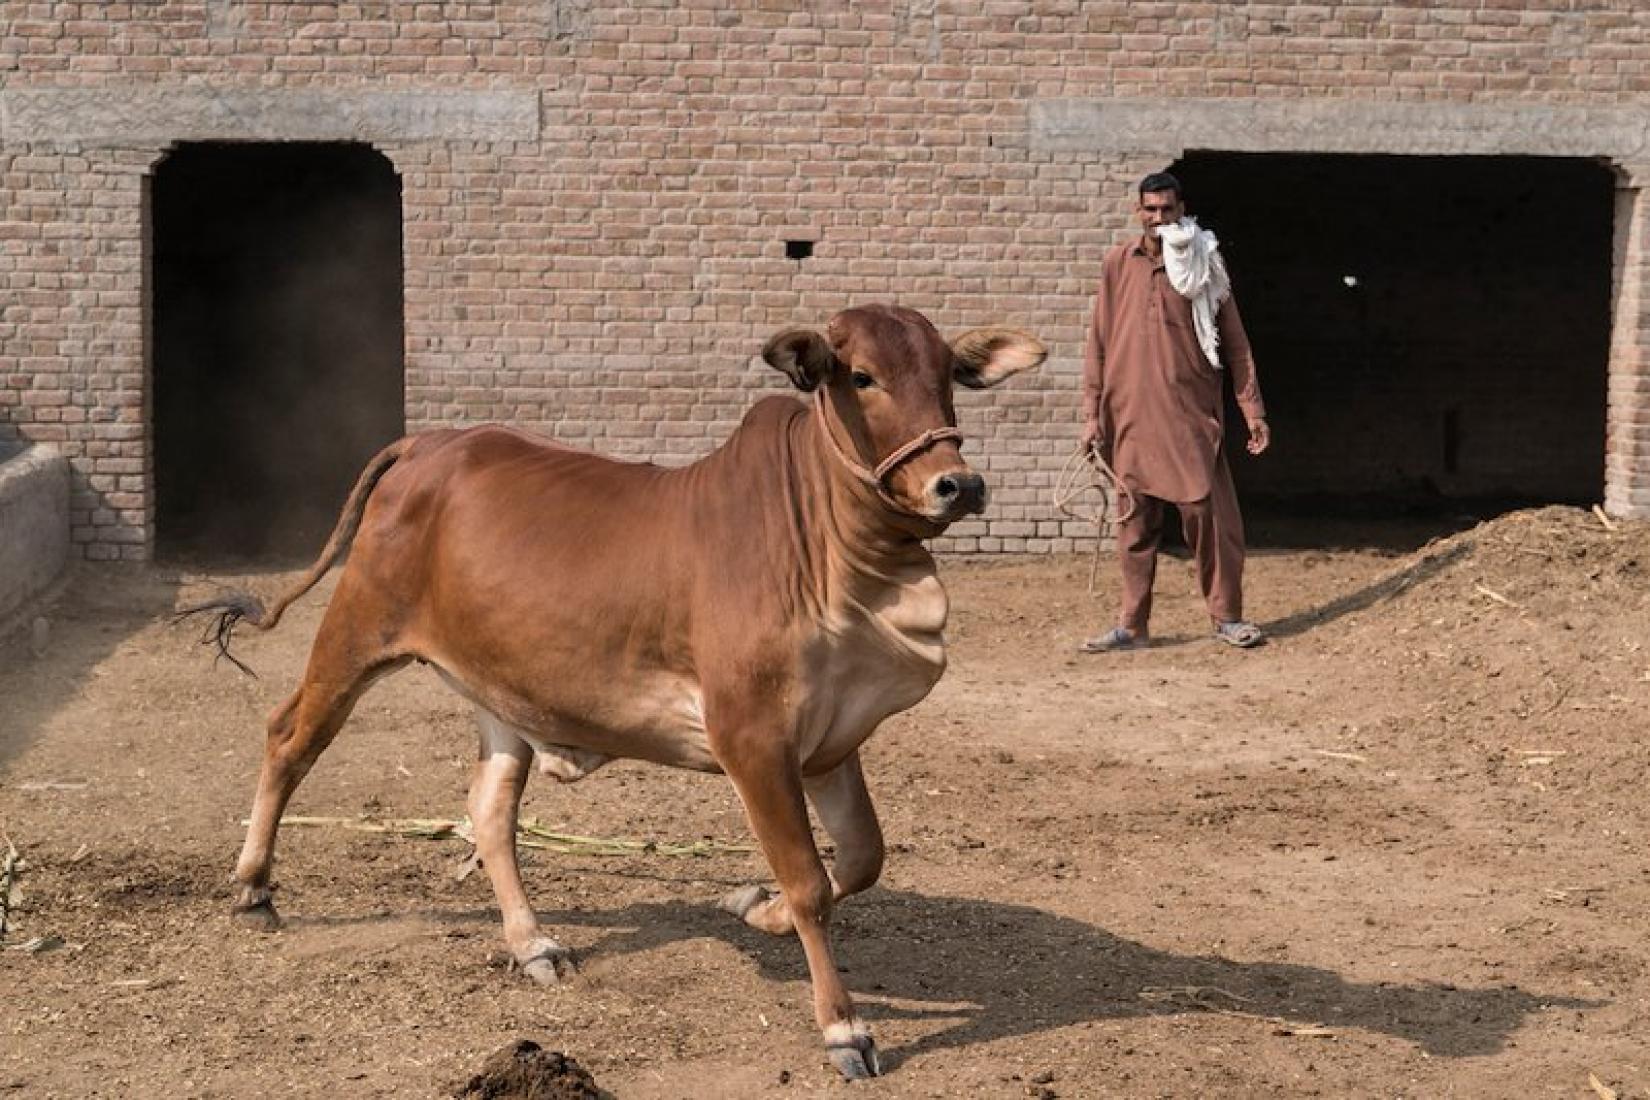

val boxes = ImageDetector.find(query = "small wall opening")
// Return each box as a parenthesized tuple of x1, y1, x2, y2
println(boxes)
(1168, 152, 1613, 542)
(152, 142, 404, 561)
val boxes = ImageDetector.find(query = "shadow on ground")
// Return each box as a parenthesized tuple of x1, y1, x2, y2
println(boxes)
(0, 567, 182, 770)
(1261, 538, 1472, 641)
(532, 886, 1591, 1067)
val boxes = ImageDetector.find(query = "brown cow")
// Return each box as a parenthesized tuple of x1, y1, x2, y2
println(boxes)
(182, 304, 1045, 1079)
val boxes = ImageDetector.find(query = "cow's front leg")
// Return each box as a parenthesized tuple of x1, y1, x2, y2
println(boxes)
(469, 712, 576, 985)
(721, 750, 885, 932)
(720, 735, 880, 1080)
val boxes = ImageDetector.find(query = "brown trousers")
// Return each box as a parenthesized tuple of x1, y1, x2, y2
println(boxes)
(1116, 454, 1245, 634)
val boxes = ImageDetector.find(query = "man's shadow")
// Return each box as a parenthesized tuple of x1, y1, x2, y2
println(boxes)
(535, 885, 1594, 1069)
(1124, 525, 1473, 651)
(1259, 538, 1472, 641)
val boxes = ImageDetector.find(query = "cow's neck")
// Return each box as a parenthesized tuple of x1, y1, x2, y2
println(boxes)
(793, 408, 950, 668)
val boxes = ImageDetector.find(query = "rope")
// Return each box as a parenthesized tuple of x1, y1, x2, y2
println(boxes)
(1053, 442, 1136, 592)
(812, 387, 963, 517)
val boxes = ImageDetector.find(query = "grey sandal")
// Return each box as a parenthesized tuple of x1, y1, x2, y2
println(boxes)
(1214, 620, 1264, 648)
(1078, 627, 1146, 653)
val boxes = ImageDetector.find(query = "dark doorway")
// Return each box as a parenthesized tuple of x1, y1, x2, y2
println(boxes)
(1168, 153, 1612, 544)
(153, 142, 404, 562)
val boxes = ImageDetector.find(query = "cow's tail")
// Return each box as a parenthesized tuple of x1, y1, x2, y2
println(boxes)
(173, 436, 415, 676)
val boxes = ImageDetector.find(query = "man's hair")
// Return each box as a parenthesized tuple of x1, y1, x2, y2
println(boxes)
(1138, 171, 1183, 199)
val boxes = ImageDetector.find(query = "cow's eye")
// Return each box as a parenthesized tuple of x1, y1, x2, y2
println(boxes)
(851, 371, 875, 390)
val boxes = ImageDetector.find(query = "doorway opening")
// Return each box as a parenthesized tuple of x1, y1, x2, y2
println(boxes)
(152, 142, 404, 561)
(1167, 152, 1613, 547)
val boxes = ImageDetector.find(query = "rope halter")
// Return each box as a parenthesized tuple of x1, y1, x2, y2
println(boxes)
(812, 387, 965, 518)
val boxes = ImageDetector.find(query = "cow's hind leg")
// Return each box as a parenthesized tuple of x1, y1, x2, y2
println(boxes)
(722, 739, 879, 1079)
(232, 621, 405, 929)
(469, 710, 576, 984)
(809, 751, 885, 900)
(722, 750, 884, 934)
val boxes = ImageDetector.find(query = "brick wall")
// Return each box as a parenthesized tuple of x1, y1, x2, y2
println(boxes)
(3, 2, 1650, 559)
(0, 146, 149, 559)
(1607, 165, 1650, 518)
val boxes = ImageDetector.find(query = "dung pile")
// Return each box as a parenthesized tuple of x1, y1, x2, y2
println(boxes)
(454, 1040, 609, 1100)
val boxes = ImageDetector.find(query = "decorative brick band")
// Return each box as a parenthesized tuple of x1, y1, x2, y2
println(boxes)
(1031, 97, 1650, 161)
(0, 87, 541, 147)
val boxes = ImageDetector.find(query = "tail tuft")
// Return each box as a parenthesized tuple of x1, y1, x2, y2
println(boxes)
(172, 593, 269, 678)
(169, 435, 413, 679)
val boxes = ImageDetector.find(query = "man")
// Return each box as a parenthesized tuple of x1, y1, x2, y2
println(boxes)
(1079, 171, 1269, 652)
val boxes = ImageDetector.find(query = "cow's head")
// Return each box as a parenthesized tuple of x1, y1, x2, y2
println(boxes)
(762, 305, 1045, 525)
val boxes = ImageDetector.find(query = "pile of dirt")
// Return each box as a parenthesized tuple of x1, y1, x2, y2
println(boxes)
(453, 1041, 609, 1100)
(1272, 506, 1650, 798)
(1399, 505, 1646, 613)
(1282, 505, 1650, 642)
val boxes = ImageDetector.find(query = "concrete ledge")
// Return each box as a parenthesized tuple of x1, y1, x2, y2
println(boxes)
(1, 87, 541, 147)
(0, 444, 71, 630)
(1030, 97, 1650, 160)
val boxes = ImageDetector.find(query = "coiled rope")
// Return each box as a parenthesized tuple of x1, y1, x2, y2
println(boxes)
(1052, 443, 1137, 592)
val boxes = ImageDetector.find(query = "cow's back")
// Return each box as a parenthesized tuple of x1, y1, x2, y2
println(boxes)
(339, 414, 807, 770)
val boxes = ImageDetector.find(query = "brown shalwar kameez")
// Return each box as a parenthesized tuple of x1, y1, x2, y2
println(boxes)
(1082, 235, 1266, 633)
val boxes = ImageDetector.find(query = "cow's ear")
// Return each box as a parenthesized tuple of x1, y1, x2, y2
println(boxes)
(761, 328, 837, 392)
(951, 328, 1047, 389)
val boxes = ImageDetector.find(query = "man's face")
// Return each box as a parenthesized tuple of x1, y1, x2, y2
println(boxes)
(1136, 189, 1184, 235)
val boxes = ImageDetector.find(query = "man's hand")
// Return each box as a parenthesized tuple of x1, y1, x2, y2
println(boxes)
(1245, 416, 1270, 456)
(1081, 419, 1102, 454)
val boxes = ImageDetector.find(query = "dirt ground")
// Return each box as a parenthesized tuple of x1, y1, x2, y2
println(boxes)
(2, 506, 1648, 1099)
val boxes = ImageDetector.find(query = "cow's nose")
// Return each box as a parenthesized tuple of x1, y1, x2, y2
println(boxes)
(930, 471, 987, 516)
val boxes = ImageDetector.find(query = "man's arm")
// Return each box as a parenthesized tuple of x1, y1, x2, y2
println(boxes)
(1081, 276, 1107, 448)
(1217, 292, 1269, 455)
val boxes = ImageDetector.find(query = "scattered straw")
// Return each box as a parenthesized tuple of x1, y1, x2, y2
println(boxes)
(1138, 985, 1334, 1038)
(1311, 749, 1368, 764)
(0, 834, 18, 942)
(1592, 506, 1619, 534)
(110, 977, 178, 992)
(1536, 683, 1575, 717)
(8, 934, 63, 954)
(1589, 1072, 1618, 1100)
(517, 820, 754, 858)
(1473, 583, 1522, 609)
(255, 815, 754, 859)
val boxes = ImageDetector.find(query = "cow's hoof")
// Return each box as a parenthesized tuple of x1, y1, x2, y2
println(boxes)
(721, 885, 797, 935)
(231, 891, 282, 932)
(719, 884, 770, 920)
(516, 942, 577, 986)
(826, 1035, 881, 1080)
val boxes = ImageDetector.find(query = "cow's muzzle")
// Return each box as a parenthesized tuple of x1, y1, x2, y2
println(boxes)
(928, 471, 987, 518)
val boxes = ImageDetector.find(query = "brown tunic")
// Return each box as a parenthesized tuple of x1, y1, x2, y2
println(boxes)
(1082, 236, 1266, 504)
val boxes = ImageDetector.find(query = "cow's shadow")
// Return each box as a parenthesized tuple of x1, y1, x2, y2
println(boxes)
(534, 886, 1594, 1069)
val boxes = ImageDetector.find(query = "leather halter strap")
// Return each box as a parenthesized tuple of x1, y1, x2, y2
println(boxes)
(812, 387, 964, 516)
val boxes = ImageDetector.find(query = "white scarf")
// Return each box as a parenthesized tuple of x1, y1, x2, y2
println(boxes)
(1156, 217, 1230, 370)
